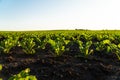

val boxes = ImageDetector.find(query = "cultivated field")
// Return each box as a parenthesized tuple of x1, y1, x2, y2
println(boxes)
(0, 30, 120, 80)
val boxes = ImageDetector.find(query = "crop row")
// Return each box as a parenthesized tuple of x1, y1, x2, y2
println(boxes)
(0, 31, 120, 59)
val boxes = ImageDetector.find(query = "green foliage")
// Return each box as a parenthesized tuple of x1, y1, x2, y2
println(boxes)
(103, 39, 111, 44)
(33, 35, 48, 49)
(8, 68, 37, 80)
(0, 36, 18, 54)
(19, 38, 36, 54)
(78, 40, 93, 57)
(47, 37, 66, 56)
(110, 44, 120, 60)
(0, 30, 120, 59)
(0, 64, 2, 70)
(95, 39, 114, 54)
(0, 64, 2, 80)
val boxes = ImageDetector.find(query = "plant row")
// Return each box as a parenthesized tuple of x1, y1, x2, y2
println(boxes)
(0, 32, 120, 58)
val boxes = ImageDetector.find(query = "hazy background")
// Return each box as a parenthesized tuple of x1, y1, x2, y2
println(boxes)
(0, 0, 120, 31)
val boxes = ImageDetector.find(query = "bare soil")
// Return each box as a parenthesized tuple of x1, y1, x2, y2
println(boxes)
(0, 47, 120, 80)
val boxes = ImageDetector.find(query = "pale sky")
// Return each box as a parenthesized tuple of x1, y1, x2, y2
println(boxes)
(0, 0, 120, 31)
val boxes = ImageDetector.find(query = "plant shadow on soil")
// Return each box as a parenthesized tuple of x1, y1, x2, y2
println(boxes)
(0, 46, 120, 80)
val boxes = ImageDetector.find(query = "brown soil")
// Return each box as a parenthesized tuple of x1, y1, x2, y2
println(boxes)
(0, 47, 120, 80)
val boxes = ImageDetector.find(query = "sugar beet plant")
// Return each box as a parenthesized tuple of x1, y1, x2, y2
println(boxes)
(47, 37, 66, 56)
(93, 39, 120, 60)
(0, 36, 18, 54)
(95, 39, 118, 54)
(78, 40, 93, 57)
(110, 43, 120, 60)
(0, 65, 37, 80)
(19, 37, 36, 54)
(8, 68, 37, 80)
(33, 35, 49, 50)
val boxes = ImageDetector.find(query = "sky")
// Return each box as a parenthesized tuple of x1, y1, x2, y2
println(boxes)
(0, 0, 120, 31)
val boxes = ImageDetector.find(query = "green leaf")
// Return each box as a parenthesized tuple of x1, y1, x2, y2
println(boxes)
(0, 64, 2, 70)
(118, 44, 120, 48)
(48, 39, 56, 47)
(8, 68, 37, 80)
(103, 39, 111, 44)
